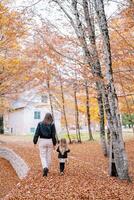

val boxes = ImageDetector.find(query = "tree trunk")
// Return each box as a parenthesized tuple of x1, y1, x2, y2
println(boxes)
(47, 79, 59, 143)
(59, 77, 72, 143)
(82, 0, 107, 153)
(72, 0, 108, 152)
(96, 84, 107, 156)
(85, 81, 94, 140)
(93, 0, 129, 180)
(56, 0, 129, 179)
(0, 115, 4, 134)
(47, 80, 54, 119)
(107, 127, 110, 156)
(74, 85, 81, 143)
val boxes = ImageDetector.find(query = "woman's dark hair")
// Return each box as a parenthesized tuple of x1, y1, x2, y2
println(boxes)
(43, 113, 53, 125)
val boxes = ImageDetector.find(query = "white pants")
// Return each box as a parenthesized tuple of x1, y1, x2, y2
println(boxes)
(39, 138, 53, 169)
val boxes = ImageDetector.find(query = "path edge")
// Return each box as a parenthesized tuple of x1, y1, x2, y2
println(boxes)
(0, 147, 30, 179)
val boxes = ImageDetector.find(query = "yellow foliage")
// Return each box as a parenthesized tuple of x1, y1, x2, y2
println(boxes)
(0, 1, 28, 113)
(110, 4, 134, 115)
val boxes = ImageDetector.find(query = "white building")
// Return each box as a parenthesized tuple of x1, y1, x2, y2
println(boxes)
(4, 92, 61, 135)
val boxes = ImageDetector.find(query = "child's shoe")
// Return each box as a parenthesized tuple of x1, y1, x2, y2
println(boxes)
(43, 168, 48, 177)
(60, 172, 64, 176)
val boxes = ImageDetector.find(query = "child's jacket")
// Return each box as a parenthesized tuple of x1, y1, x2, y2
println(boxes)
(56, 146, 70, 159)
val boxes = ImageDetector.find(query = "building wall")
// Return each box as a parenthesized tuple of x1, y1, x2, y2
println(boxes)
(23, 106, 50, 134)
(8, 109, 25, 135)
(6, 106, 61, 135)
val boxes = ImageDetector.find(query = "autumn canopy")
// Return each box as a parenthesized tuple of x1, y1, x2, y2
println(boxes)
(0, 0, 134, 198)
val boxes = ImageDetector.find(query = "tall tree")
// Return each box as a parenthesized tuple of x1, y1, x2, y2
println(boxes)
(74, 83, 81, 142)
(93, 0, 129, 179)
(97, 89, 107, 156)
(85, 80, 94, 140)
(53, 0, 129, 179)
(59, 74, 72, 143)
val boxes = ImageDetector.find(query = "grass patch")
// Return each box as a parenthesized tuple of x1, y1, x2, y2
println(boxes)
(59, 130, 134, 142)
(58, 131, 100, 141)
(1, 129, 133, 143)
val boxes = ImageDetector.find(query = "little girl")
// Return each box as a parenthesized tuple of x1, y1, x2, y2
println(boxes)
(56, 138, 70, 175)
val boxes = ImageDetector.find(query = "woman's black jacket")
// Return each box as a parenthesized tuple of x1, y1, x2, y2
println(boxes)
(33, 122, 57, 146)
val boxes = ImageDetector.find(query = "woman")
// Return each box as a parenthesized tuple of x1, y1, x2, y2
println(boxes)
(33, 113, 57, 176)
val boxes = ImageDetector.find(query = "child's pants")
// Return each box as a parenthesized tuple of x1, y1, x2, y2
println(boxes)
(39, 138, 53, 169)
(60, 162, 65, 172)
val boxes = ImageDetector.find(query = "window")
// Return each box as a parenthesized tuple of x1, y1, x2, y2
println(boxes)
(41, 95, 48, 103)
(34, 111, 41, 119)
(30, 127, 35, 133)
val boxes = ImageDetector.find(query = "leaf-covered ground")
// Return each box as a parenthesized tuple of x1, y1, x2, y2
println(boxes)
(0, 137, 134, 200)
(0, 158, 19, 199)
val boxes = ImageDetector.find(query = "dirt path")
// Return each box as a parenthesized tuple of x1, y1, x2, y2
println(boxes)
(1, 139, 134, 200)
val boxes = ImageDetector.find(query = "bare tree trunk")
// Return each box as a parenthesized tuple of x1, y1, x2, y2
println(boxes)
(107, 127, 110, 156)
(47, 80, 54, 119)
(94, 0, 129, 179)
(59, 77, 72, 143)
(74, 84, 81, 143)
(0, 115, 4, 134)
(71, 0, 107, 153)
(54, 0, 129, 179)
(47, 79, 59, 142)
(85, 81, 94, 140)
(96, 84, 108, 156)
(82, 0, 107, 154)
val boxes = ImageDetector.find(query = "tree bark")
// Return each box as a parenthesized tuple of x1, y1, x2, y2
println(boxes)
(59, 77, 72, 143)
(47, 79, 59, 143)
(72, 0, 107, 152)
(85, 81, 94, 140)
(81, 0, 107, 154)
(96, 84, 107, 156)
(93, 0, 129, 179)
(107, 127, 110, 156)
(0, 115, 4, 134)
(74, 84, 81, 143)
(54, 0, 129, 179)
(47, 79, 54, 119)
